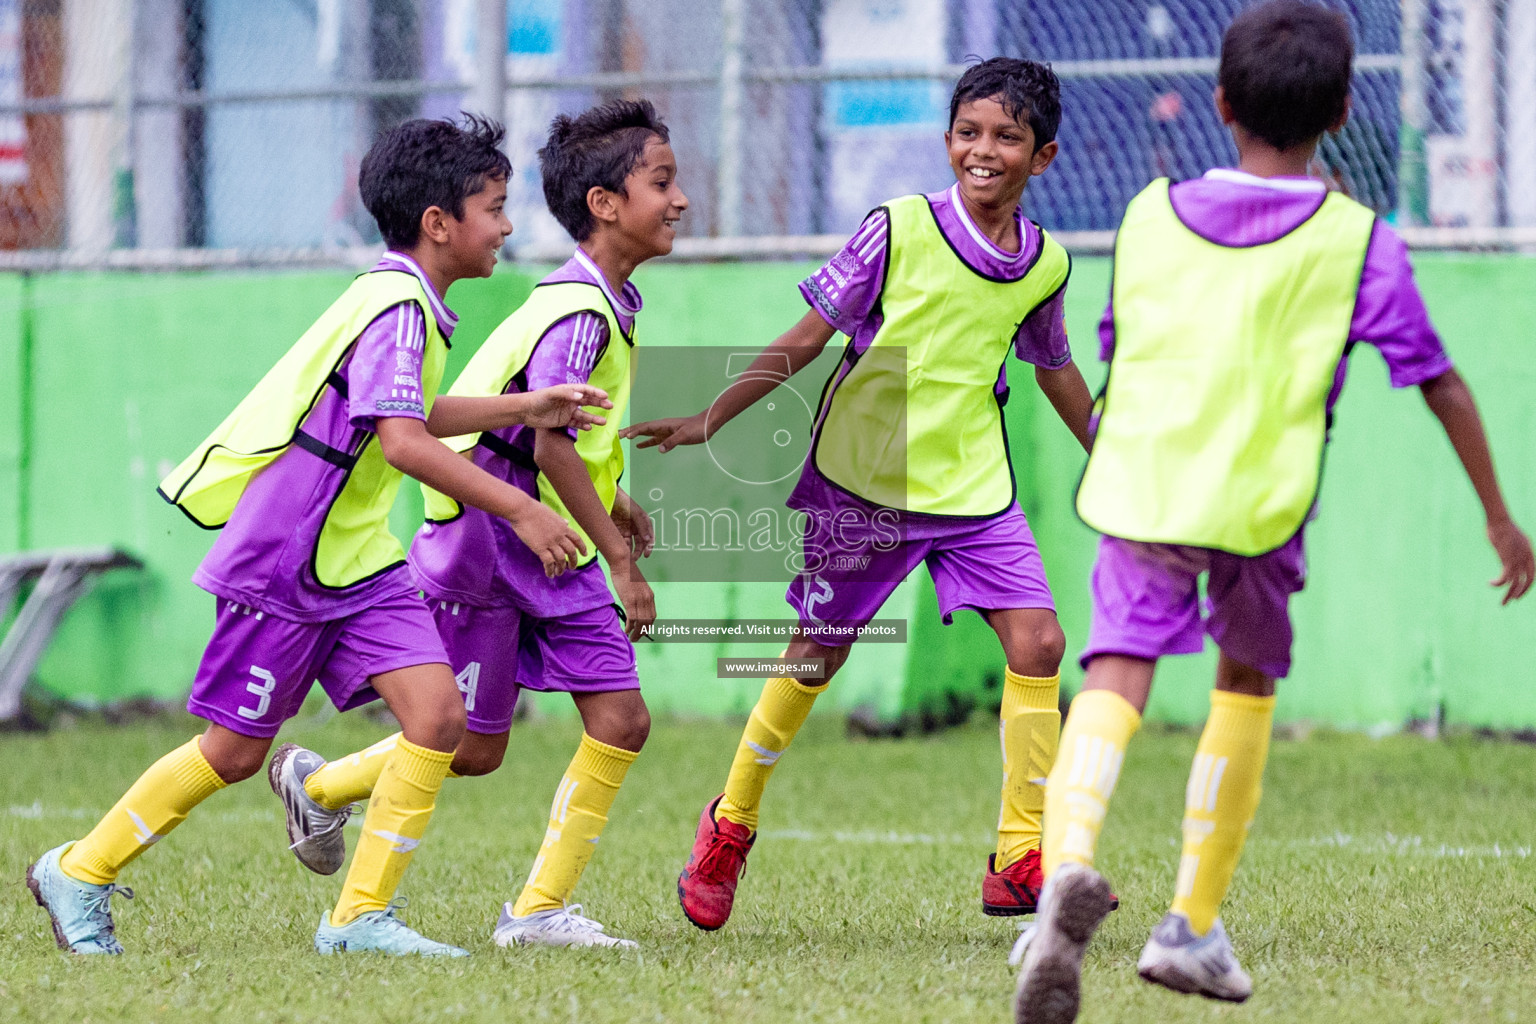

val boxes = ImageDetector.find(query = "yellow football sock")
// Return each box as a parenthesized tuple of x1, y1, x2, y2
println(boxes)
(1170, 689, 1275, 935)
(1042, 689, 1141, 877)
(511, 734, 638, 916)
(329, 737, 453, 926)
(60, 737, 227, 885)
(717, 674, 828, 832)
(304, 732, 399, 810)
(996, 669, 1061, 870)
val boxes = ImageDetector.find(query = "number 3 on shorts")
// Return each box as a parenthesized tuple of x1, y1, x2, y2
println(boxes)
(236, 666, 277, 721)
(455, 662, 481, 712)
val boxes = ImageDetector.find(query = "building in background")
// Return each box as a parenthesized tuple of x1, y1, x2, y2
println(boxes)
(0, 0, 1529, 253)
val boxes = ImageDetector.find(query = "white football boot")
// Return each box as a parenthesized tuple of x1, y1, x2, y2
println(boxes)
(492, 903, 637, 949)
(1137, 913, 1252, 1002)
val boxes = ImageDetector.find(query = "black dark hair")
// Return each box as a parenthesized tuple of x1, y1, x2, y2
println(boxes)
(948, 57, 1062, 149)
(1219, 0, 1354, 150)
(540, 99, 672, 242)
(359, 114, 511, 250)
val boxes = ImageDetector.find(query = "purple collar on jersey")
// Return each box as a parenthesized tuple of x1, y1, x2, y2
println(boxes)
(937, 182, 1031, 263)
(571, 247, 642, 318)
(373, 250, 458, 338)
(1168, 169, 1331, 249)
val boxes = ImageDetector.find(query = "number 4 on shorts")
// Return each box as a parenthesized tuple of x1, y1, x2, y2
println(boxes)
(454, 662, 481, 712)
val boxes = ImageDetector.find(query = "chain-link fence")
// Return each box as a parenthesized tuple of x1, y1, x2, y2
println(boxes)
(0, 0, 1531, 267)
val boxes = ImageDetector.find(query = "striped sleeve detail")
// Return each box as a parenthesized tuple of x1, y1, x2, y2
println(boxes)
(799, 209, 889, 334)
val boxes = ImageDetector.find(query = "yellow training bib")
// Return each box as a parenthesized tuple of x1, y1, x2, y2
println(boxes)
(811, 194, 1070, 517)
(1076, 178, 1375, 555)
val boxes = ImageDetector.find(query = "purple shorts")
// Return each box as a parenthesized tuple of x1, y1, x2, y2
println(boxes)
(187, 591, 449, 739)
(1081, 534, 1308, 679)
(786, 503, 1055, 647)
(430, 599, 639, 734)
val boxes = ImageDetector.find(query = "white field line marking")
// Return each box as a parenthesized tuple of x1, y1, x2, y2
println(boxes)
(759, 827, 1536, 859)
(1289, 831, 1533, 860)
(6, 802, 1530, 859)
(763, 829, 972, 845)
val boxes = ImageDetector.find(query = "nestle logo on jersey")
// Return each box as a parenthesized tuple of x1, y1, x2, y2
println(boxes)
(392, 375, 416, 386)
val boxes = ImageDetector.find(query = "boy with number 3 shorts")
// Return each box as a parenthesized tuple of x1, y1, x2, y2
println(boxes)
(28, 116, 605, 958)
(270, 100, 686, 950)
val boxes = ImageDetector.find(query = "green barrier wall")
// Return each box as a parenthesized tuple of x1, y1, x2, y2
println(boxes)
(3, 256, 1533, 727)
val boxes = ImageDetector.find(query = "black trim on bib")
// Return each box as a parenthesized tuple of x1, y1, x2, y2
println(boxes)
(292, 430, 360, 470)
(529, 282, 634, 347)
(922, 194, 1045, 284)
(477, 430, 540, 472)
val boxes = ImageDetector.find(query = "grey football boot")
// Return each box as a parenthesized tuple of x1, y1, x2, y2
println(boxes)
(1137, 913, 1252, 1002)
(1011, 863, 1116, 1024)
(268, 743, 354, 875)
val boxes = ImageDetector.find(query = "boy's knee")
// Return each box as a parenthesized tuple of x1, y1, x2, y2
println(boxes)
(595, 706, 650, 752)
(620, 706, 652, 750)
(1000, 616, 1066, 676)
(201, 739, 269, 784)
(451, 746, 503, 777)
(785, 636, 848, 680)
(404, 700, 467, 754)
(580, 693, 650, 752)
(1032, 621, 1067, 670)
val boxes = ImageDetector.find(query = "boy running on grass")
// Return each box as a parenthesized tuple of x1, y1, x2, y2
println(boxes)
(28, 115, 606, 958)
(270, 100, 683, 950)
(1012, 4, 1534, 1021)
(624, 58, 1098, 930)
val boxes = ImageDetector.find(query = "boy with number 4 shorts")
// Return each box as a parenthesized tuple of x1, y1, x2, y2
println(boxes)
(626, 58, 1100, 930)
(1013, 5, 1535, 1021)
(271, 100, 685, 950)
(28, 115, 608, 958)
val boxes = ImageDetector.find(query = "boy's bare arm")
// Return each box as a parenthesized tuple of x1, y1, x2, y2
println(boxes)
(621, 309, 837, 452)
(1035, 361, 1094, 452)
(1420, 368, 1534, 604)
(425, 385, 612, 438)
(374, 416, 585, 576)
(534, 429, 656, 639)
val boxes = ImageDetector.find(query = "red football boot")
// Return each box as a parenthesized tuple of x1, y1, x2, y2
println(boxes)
(984, 849, 1119, 916)
(678, 795, 755, 931)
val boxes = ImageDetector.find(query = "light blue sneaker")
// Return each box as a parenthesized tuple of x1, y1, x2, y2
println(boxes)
(26, 843, 135, 955)
(314, 898, 468, 957)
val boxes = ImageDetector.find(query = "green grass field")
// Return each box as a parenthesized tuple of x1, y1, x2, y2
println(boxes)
(3, 712, 1534, 1024)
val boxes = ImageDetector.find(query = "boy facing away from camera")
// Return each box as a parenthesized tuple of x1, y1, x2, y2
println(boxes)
(271, 100, 685, 951)
(27, 116, 608, 959)
(1013, 4, 1534, 1022)
(625, 57, 1100, 932)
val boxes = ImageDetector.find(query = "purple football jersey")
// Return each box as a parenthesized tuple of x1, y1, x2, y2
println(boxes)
(408, 250, 639, 614)
(193, 252, 456, 622)
(788, 184, 1073, 538)
(1097, 169, 1454, 415)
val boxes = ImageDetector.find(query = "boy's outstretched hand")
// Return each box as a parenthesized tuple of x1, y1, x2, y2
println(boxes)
(611, 488, 655, 559)
(507, 499, 587, 578)
(521, 384, 613, 431)
(620, 411, 708, 452)
(1488, 517, 1534, 605)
